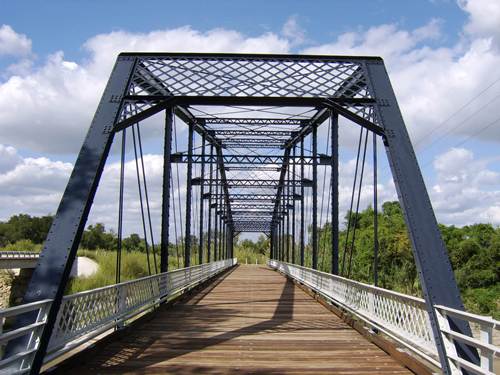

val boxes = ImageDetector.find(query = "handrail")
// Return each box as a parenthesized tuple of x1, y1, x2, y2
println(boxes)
(434, 305, 499, 374)
(0, 252, 39, 259)
(0, 299, 51, 374)
(0, 258, 237, 374)
(268, 260, 500, 374)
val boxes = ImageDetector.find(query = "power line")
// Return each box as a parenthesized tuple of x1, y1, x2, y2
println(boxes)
(413, 75, 500, 147)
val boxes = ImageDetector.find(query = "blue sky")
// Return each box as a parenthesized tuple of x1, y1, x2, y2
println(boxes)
(2, 1, 467, 63)
(0, 0, 500, 234)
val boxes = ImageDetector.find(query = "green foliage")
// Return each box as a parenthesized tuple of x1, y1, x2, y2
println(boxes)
(81, 223, 116, 250)
(462, 286, 500, 319)
(234, 235, 269, 265)
(0, 239, 42, 252)
(0, 214, 53, 247)
(315, 201, 499, 317)
(1, 208, 498, 317)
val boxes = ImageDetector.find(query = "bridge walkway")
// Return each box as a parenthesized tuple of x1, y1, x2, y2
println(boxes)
(56, 265, 413, 374)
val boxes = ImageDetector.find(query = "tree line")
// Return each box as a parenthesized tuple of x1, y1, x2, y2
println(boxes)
(0, 202, 497, 317)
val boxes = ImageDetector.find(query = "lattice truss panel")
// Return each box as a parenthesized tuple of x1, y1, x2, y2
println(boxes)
(117, 55, 378, 124)
(131, 56, 372, 98)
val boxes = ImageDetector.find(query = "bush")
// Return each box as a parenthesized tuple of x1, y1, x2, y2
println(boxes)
(0, 239, 41, 252)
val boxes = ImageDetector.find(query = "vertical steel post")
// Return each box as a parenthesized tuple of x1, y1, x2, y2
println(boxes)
(278, 219, 282, 261)
(198, 135, 206, 265)
(116, 129, 126, 284)
(300, 139, 305, 266)
(161, 108, 174, 272)
(222, 219, 226, 259)
(218, 162, 223, 260)
(207, 145, 214, 263)
(373, 132, 379, 286)
(214, 164, 219, 261)
(286, 166, 290, 263)
(292, 146, 296, 264)
(227, 226, 232, 259)
(281, 203, 285, 261)
(331, 111, 339, 275)
(312, 125, 318, 269)
(184, 123, 194, 268)
(273, 227, 277, 260)
(269, 224, 274, 259)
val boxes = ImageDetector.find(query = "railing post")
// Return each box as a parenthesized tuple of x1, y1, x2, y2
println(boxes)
(19, 303, 51, 371)
(117, 284, 127, 329)
(480, 324, 493, 372)
(434, 309, 459, 373)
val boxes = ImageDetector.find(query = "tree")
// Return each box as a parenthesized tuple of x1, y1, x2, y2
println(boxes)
(122, 233, 144, 252)
(0, 214, 53, 246)
(81, 223, 116, 250)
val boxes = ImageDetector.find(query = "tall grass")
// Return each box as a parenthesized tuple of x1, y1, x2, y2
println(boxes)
(66, 249, 180, 295)
(0, 239, 42, 252)
(234, 247, 267, 265)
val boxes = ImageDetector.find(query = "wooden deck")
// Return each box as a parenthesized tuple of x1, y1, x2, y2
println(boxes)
(58, 265, 414, 374)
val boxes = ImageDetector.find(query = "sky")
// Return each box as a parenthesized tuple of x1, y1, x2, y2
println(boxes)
(1, 0, 500, 239)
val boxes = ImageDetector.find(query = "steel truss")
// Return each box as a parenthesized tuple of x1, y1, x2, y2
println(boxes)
(230, 203, 276, 210)
(10, 53, 476, 374)
(193, 178, 312, 188)
(171, 153, 332, 165)
(210, 129, 298, 137)
(202, 118, 304, 126)
(210, 193, 301, 201)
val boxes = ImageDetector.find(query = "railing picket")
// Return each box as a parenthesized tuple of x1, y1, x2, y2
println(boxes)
(480, 324, 493, 372)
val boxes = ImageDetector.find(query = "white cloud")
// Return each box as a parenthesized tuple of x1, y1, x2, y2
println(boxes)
(0, 26, 291, 154)
(0, 144, 21, 173)
(2, 3, 500, 234)
(302, 20, 442, 66)
(431, 147, 500, 224)
(281, 15, 306, 46)
(0, 145, 72, 218)
(302, 16, 500, 147)
(0, 25, 31, 57)
(460, 0, 500, 47)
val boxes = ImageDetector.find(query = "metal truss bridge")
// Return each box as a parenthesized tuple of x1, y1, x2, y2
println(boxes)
(0, 53, 498, 374)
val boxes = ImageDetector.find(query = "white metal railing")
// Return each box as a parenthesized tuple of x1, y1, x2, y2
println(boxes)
(435, 305, 499, 374)
(0, 252, 39, 259)
(0, 299, 51, 374)
(268, 260, 499, 375)
(0, 258, 236, 374)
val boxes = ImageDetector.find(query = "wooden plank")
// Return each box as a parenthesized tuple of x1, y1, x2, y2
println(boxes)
(52, 265, 417, 374)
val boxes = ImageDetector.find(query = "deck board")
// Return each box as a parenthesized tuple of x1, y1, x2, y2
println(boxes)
(59, 265, 414, 374)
